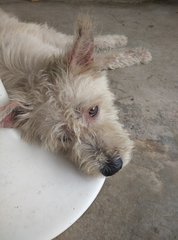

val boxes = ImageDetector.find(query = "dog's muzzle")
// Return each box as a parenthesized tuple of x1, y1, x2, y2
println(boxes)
(100, 157, 123, 177)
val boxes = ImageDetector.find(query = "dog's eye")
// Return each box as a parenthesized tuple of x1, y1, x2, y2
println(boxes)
(88, 106, 99, 117)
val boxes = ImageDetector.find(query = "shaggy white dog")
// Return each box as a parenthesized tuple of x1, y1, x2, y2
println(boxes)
(0, 9, 151, 176)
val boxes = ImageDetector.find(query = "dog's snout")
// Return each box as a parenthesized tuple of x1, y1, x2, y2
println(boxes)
(100, 157, 123, 177)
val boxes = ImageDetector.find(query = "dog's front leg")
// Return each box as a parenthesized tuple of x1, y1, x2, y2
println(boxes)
(96, 47, 152, 70)
(51, 34, 128, 51)
(94, 35, 128, 50)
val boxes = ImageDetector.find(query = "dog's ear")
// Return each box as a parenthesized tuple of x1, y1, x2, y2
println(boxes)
(0, 101, 30, 128)
(67, 15, 94, 73)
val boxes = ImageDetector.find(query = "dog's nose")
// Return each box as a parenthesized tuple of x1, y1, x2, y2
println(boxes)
(100, 157, 123, 177)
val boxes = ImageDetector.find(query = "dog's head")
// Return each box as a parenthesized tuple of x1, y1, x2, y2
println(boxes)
(0, 16, 133, 176)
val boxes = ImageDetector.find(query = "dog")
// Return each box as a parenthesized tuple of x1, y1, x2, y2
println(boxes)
(0, 9, 152, 176)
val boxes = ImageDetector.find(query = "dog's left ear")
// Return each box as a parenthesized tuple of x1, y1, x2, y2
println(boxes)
(67, 15, 94, 72)
(0, 102, 30, 128)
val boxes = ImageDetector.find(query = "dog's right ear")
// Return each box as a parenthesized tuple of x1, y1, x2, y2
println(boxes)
(66, 15, 94, 73)
(0, 101, 30, 128)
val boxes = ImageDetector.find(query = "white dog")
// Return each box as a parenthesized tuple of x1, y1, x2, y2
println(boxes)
(0, 9, 151, 176)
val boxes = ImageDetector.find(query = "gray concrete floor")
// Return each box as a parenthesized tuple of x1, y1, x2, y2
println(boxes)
(1, 1, 178, 240)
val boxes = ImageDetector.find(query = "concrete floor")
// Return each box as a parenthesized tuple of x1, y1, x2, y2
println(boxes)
(1, 1, 178, 240)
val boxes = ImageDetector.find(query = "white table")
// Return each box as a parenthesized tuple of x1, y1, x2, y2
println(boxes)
(0, 80, 105, 240)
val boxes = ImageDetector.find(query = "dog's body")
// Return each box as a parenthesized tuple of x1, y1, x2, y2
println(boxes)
(0, 9, 151, 176)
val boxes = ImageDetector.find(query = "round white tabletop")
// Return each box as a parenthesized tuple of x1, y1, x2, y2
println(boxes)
(0, 80, 105, 240)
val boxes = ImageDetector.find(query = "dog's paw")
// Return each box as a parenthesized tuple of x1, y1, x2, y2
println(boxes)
(135, 47, 152, 64)
(112, 34, 128, 48)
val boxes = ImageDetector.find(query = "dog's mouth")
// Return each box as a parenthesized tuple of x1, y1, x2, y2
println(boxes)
(70, 138, 124, 176)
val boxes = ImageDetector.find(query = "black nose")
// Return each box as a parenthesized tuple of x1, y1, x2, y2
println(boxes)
(100, 157, 123, 177)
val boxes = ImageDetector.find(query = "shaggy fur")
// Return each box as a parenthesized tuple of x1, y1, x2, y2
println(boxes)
(0, 9, 152, 175)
